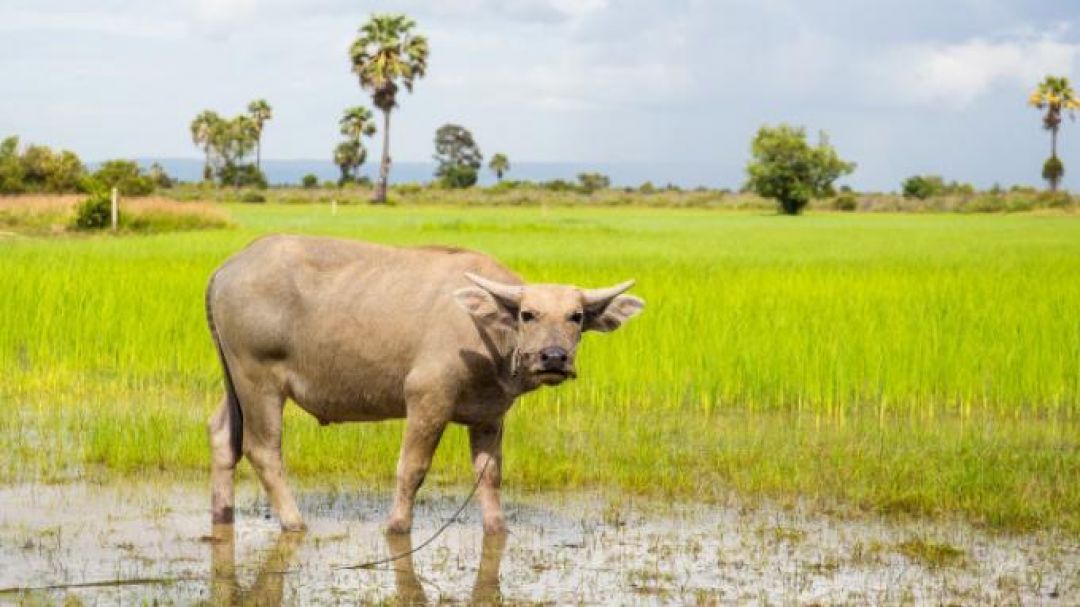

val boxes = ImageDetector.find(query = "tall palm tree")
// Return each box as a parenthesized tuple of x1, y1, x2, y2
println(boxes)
(190, 110, 222, 181)
(339, 106, 377, 141)
(247, 99, 273, 173)
(349, 14, 429, 203)
(1029, 76, 1080, 191)
(488, 153, 510, 182)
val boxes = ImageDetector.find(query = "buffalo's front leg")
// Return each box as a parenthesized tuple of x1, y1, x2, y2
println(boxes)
(469, 420, 506, 534)
(388, 410, 448, 534)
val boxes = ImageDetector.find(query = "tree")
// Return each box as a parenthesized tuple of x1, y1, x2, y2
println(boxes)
(339, 106, 377, 141)
(247, 99, 273, 172)
(577, 172, 610, 194)
(745, 124, 855, 215)
(349, 14, 429, 203)
(335, 106, 376, 185)
(190, 110, 223, 181)
(0, 136, 24, 194)
(333, 139, 366, 185)
(93, 160, 155, 196)
(433, 124, 481, 188)
(1029, 76, 1079, 191)
(488, 153, 509, 181)
(210, 116, 260, 187)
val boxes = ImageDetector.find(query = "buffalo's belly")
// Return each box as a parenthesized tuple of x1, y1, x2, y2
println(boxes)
(284, 369, 407, 424)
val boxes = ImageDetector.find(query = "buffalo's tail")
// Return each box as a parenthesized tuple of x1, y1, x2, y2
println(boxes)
(206, 270, 243, 459)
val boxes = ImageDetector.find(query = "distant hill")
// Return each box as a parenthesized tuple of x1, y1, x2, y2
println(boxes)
(100, 159, 726, 189)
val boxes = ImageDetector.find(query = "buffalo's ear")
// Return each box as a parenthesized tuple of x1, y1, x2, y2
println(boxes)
(454, 287, 500, 319)
(584, 294, 645, 332)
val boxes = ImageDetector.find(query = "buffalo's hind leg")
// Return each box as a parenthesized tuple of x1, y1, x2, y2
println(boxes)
(208, 396, 240, 526)
(234, 375, 306, 532)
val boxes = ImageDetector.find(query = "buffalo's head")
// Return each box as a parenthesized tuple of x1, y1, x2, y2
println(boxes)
(454, 273, 644, 387)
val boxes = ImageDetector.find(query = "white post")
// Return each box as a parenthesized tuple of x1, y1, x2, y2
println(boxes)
(110, 187, 119, 232)
(332, 198, 337, 216)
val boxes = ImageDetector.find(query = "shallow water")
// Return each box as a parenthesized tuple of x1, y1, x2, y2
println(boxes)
(0, 482, 1076, 605)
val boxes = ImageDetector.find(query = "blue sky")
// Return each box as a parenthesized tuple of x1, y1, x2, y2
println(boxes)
(2, 0, 1079, 190)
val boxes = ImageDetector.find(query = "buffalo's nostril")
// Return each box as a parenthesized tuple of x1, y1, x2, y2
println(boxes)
(539, 346, 568, 364)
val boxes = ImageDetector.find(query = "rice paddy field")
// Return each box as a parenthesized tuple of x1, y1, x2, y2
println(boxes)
(1, 201, 1079, 540)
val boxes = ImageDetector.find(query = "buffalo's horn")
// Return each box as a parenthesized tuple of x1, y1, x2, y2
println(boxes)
(465, 272, 524, 305)
(583, 280, 635, 306)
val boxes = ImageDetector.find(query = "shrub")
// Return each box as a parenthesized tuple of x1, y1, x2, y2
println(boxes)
(439, 165, 478, 189)
(218, 163, 267, 189)
(239, 191, 266, 203)
(301, 174, 318, 189)
(394, 183, 423, 195)
(577, 172, 611, 194)
(901, 175, 945, 199)
(832, 192, 858, 211)
(639, 181, 656, 194)
(72, 190, 113, 230)
(540, 179, 576, 192)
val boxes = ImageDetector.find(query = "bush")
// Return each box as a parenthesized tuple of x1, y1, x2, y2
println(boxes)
(439, 165, 478, 189)
(239, 191, 266, 203)
(577, 172, 611, 194)
(901, 175, 945, 199)
(832, 192, 858, 211)
(94, 160, 155, 196)
(72, 190, 112, 230)
(393, 183, 423, 195)
(1042, 156, 1064, 189)
(639, 181, 656, 194)
(540, 179, 576, 192)
(301, 174, 318, 189)
(218, 163, 267, 189)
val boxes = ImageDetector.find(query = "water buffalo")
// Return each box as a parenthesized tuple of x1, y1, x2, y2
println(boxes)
(206, 235, 644, 534)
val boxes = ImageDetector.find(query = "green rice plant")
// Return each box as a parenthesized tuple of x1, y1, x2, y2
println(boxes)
(0, 205, 1077, 530)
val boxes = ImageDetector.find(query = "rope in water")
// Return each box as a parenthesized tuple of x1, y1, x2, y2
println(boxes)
(335, 424, 502, 570)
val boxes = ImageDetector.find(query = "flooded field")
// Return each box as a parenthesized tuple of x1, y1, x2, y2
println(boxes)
(1, 483, 1076, 605)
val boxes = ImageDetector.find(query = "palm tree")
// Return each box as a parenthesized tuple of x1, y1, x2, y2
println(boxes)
(190, 110, 222, 181)
(1029, 76, 1080, 191)
(488, 153, 510, 182)
(247, 99, 273, 172)
(349, 14, 429, 203)
(339, 106, 377, 141)
(333, 139, 366, 185)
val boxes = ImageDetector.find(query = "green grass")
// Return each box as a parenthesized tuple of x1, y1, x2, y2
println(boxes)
(1, 204, 1078, 532)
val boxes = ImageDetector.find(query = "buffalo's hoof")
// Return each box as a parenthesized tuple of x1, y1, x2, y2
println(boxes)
(280, 519, 308, 533)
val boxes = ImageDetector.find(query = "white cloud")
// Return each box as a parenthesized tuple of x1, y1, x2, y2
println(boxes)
(0, 9, 184, 38)
(874, 32, 1080, 108)
(188, 0, 258, 39)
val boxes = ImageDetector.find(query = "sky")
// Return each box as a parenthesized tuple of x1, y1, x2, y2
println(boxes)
(2, 0, 1080, 190)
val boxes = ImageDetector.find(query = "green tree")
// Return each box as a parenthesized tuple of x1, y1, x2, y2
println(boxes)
(433, 124, 481, 188)
(333, 139, 366, 185)
(247, 99, 273, 172)
(190, 110, 223, 181)
(210, 116, 260, 187)
(349, 14, 429, 203)
(1029, 76, 1078, 191)
(93, 160, 155, 196)
(20, 145, 55, 188)
(488, 153, 510, 181)
(576, 172, 611, 194)
(745, 124, 855, 215)
(339, 106, 377, 141)
(0, 136, 25, 194)
(47, 150, 86, 192)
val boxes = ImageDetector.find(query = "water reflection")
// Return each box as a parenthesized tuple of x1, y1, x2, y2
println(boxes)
(387, 531, 508, 606)
(209, 525, 304, 606)
(207, 526, 507, 605)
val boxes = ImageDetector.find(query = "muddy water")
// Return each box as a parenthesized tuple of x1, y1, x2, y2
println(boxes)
(0, 482, 1076, 605)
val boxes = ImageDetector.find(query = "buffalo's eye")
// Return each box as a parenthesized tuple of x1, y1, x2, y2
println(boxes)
(521, 310, 536, 322)
(569, 311, 584, 324)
